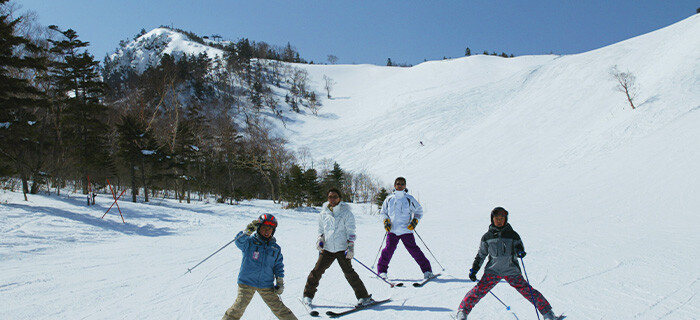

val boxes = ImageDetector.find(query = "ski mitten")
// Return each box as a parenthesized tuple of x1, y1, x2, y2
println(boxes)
(274, 277, 284, 295)
(407, 218, 419, 230)
(245, 219, 260, 235)
(345, 241, 354, 260)
(383, 219, 392, 232)
(316, 234, 325, 252)
(469, 268, 478, 281)
(517, 251, 526, 258)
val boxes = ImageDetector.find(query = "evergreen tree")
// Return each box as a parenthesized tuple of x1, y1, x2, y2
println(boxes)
(375, 187, 389, 210)
(0, 2, 48, 200)
(282, 42, 295, 62)
(322, 162, 346, 198)
(281, 164, 304, 208)
(303, 168, 323, 206)
(48, 25, 108, 195)
(116, 114, 157, 202)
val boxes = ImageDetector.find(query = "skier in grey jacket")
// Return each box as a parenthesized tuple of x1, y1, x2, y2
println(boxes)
(455, 207, 559, 320)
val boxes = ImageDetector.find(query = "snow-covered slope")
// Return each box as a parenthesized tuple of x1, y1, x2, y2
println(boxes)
(2, 14, 700, 320)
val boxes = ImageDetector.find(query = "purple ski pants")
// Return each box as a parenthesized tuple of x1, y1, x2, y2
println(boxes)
(459, 273, 552, 315)
(377, 232, 432, 274)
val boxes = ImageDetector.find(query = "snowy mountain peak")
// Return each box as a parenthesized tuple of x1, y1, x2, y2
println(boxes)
(105, 27, 225, 76)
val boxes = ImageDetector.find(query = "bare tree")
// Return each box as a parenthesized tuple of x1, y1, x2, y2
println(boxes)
(609, 65, 638, 110)
(323, 75, 335, 99)
(295, 146, 313, 170)
(327, 54, 338, 64)
(308, 92, 321, 115)
(242, 118, 293, 203)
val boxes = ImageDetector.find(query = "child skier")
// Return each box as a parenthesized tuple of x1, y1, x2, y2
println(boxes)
(222, 214, 297, 320)
(302, 188, 374, 308)
(377, 177, 433, 279)
(456, 207, 559, 320)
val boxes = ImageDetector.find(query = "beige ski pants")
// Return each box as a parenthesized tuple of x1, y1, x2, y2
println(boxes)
(222, 284, 297, 320)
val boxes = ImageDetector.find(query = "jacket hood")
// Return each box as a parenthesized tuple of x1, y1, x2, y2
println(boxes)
(490, 207, 509, 225)
(489, 222, 513, 234)
(393, 190, 407, 199)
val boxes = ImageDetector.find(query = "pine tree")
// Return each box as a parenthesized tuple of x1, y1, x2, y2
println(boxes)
(375, 187, 389, 210)
(322, 162, 346, 197)
(303, 168, 323, 206)
(282, 164, 304, 208)
(116, 114, 161, 203)
(0, 2, 48, 200)
(47, 25, 108, 195)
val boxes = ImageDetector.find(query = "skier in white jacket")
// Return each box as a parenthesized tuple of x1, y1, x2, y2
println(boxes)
(377, 177, 433, 279)
(302, 188, 374, 308)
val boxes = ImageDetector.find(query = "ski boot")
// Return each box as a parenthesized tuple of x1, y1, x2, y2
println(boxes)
(455, 309, 467, 320)
(542, 310, 557, 320)
(357, 294, 375, 307)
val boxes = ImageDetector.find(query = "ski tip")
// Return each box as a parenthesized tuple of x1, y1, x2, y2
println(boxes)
(395, 282, 404, 287)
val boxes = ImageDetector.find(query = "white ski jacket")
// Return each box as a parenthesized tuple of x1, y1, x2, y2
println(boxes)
(379, 190, 423, 236)
(317, 202, 357, 253)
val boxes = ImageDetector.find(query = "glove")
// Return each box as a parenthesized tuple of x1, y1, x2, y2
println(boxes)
(407, 218, 419, 230)
(316, 234, 325, 252)
(383, 219, 392, 232)
(274, 277, 284, 295)
(345, 242, 354, 260)
(517, 251, 526, 258)
(245, 219, 260, 235)
(469, 268, 478, 281)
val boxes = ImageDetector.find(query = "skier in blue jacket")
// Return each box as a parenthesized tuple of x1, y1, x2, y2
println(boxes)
(222, 214, 297, 320)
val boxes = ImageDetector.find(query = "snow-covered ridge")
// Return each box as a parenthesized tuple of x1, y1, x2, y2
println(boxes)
(106, 27, 225, 76)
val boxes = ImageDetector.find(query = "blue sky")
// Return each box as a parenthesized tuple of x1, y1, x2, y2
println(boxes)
(14, 0, 700, 65)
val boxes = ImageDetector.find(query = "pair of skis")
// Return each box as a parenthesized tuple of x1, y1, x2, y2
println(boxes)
(381, 272, 441, 288)
(298, 274, 440, 317)
(300, 298, 391, 318)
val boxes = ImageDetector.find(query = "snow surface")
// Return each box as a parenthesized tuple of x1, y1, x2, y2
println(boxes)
(3, 14, 700, 320)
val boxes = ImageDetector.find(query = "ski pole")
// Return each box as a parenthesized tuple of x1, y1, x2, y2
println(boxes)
(520, 257, 541, 320)
(352, 257, 403, 287)
(489, 291, 511, 310)
(474, 278, 511, 310)
(413, 230, 445, 271)
(185, 235, 239, 275)
(371, 232, 388, 268)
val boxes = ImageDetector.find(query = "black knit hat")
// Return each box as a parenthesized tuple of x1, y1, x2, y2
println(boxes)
(491, 207, 509, 224)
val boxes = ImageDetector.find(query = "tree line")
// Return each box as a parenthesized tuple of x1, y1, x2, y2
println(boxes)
(0, 1, 383, 207)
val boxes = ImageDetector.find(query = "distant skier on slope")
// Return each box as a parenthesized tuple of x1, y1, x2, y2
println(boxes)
(221, 214, 297, 320)
(302, 188, 375, 308)
(455, 207, 559, 320)
(377, 177, 434, 280)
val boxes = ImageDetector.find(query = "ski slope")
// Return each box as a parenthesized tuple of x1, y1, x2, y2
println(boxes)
(3, 13, 700, 320)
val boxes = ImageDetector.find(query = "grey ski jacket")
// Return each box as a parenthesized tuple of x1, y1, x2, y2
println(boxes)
(472, 223, 525, 276)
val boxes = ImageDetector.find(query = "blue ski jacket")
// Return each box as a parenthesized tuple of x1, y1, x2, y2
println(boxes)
(235, 231, 284, 288)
